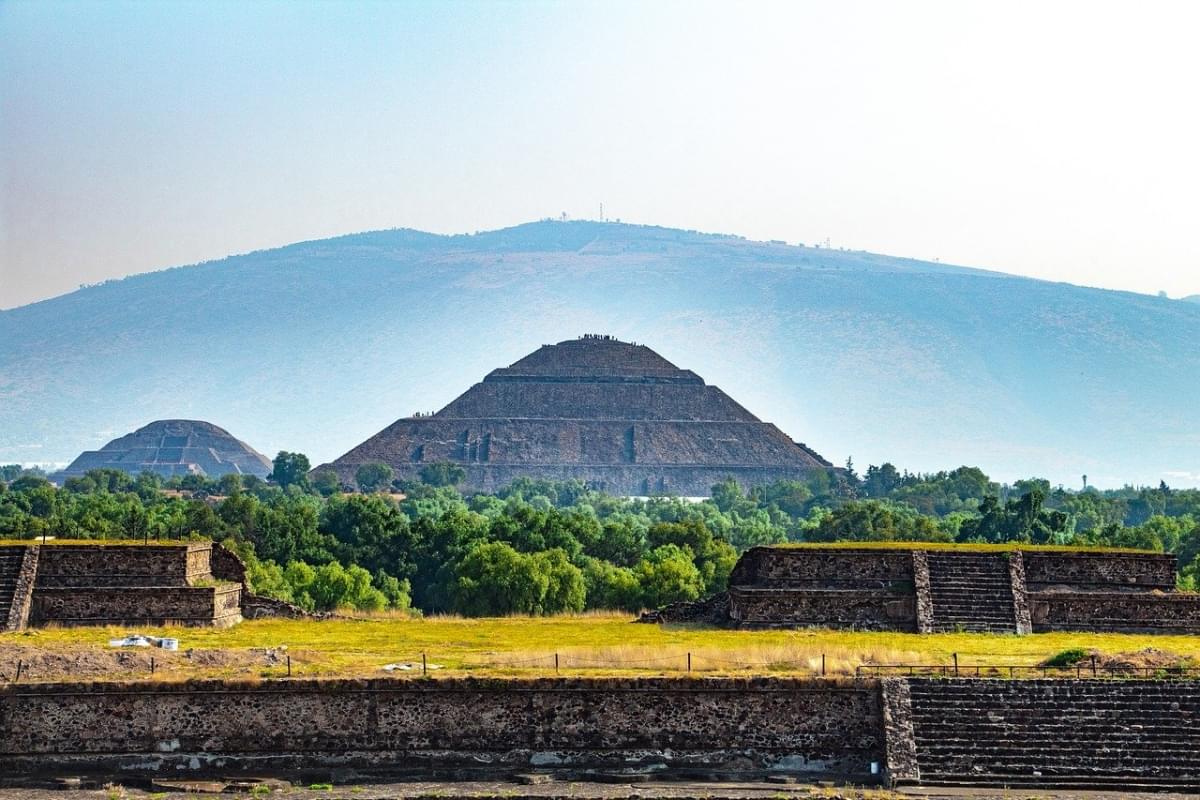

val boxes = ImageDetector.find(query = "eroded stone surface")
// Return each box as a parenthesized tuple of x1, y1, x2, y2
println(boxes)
(318, 336, 832, 496)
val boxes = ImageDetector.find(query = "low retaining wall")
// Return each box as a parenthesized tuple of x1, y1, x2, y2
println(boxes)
(730, 548, 914, 588)
(728, 588, 915, 631)
(34, 543, 212, 588)
(1023, 551, 1176, 591)
(0, 677, 885, 780)
(1030, 591, 1200, 633)
(30, 584, 241, 627)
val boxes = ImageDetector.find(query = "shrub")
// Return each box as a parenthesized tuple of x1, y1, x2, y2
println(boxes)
(1043, 647, 1090, 667)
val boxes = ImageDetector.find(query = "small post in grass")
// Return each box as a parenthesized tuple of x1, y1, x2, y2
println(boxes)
(953, 653, 959, 676)
(422, 653, 427, 675)
(687, 652, 691, 673)
(1091, 655, 1097, 677)
(821, 653, 826, 676)
(15, 660, 22, 683)
(555, 653, 559, 674)
(287, 655, 292, 678)
(150, 657, 155, 674)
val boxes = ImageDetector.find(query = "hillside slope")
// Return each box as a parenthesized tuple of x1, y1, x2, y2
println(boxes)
(2, 220, 1197, 488)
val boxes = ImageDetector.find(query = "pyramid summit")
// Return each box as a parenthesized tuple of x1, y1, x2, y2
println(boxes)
(58, 419, 272, 480)
(322, 335, 831, 496)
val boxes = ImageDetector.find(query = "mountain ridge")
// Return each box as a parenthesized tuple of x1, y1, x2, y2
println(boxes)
(2, 220, 1198, 488)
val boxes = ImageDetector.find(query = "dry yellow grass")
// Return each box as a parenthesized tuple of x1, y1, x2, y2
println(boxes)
(3, 613, 1199, 683)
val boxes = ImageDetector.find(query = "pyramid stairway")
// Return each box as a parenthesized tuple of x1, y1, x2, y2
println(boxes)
(0, 546, 31, 631)
(926, 551, 1017, 633)
(907, 678, 1200, 788)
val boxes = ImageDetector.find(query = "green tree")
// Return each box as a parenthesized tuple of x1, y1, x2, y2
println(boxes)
(452, 541, 549, 616)
(355, 462, 395, 493)
(320, 492, 416, 580)
(635, 544, 705, 608)
(373, 570, 413, 611)
(269, 451, 311, 490)
(810, 499, 947, 543)
(217, 473, 243, 497)
(534, 548, 586, 614)
(419, 461, 466, 487)
(582, 559, 642, 611)
(310, 469, 341, 496)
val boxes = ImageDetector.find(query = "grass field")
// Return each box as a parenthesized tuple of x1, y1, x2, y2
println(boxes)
(3, 613, 1197, 683)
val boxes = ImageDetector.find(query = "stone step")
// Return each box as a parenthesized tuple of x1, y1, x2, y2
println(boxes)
(916, 754, 1200, 768)
(929, 586, 1009, 590)
(914, 710, 1200, 720)
(928, 570, 1008, 576)
(919, 772, 1200, 786)
(929, 588, 1012, 594)
(915, 730, 1199, 745)
(928, 607, 1013, 614)
(913, 708, 1200, 719)
(927, 566, 1008, 573)
(929, 587, 1011, 593)
(926, 585, 1012, 592)
(918, 745, 1200, 759)
(918, 760, 1200, 774)
(910, 690, 1200, 699)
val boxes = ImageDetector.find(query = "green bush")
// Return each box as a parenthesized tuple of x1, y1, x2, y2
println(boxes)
(1043, 647, 1090, 667)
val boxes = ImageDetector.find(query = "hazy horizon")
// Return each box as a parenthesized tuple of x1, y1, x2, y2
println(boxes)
(3, 1, 1200, 308)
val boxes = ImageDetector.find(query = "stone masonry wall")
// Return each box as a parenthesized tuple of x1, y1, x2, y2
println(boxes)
(1030, 591, 1200, 633)
(34, 544, 212, 588)
(879, 678, 919, 786)
(30, 585, 241, 627)
(911, 551, 933, 634)
(0, 677, 885, 779)
(4, 546, 39, 632)
(209, 542, 247, 585)
(1008, 551, 1032, 635)
(729, 548, 915, 588)
(651, 547, 1195, 634)
(1023, 551, 1176, 590)
(729, 588, 916, 631)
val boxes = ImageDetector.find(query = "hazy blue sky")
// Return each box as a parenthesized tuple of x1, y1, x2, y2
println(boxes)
(3, 0, 1199, 309)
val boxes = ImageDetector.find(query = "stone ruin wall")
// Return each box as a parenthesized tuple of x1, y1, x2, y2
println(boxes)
(14, 543, 242, 629)
(1023, 551, 1176, 590)
(1023, 551, 1189, 634)
(1030, 591, 1200, 633)
(729, 588, 916, 630)
(30, 584, 241, 628)
(729, 548, 915, 587)
(34, 543, 212, 588)
(723, 548, 918, 631)
(0, 677, 884, 780)
(5, 675, 1199, 788)
(655, 547, 1200, 634)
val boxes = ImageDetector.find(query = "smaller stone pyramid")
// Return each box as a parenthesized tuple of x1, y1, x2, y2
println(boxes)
(58, 420, 272, 480)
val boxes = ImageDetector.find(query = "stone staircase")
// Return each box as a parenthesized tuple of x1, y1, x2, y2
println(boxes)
(907, 678, 1200, 788)
(0, 546, 32, 631)
(926, 552, 1016, 632)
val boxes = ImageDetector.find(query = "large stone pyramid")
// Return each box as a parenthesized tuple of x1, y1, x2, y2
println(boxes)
(58, 419, 272, 480)
(323, 336, 831, 496)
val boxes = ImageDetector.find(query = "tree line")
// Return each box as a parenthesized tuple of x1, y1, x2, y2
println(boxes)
(1, 456, 1198, 615)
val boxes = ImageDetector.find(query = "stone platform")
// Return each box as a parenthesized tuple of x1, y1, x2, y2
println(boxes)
(0, 542, 242, 631)
(647, 545, 1200, 634)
